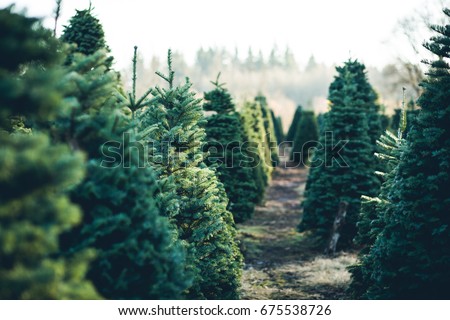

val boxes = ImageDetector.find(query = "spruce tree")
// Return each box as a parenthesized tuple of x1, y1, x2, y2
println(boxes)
(138, 51, 242, 299)
(286, 105, 303, 142)
(299, 60, 380, 248)
(58, 49, 190, 299)
(0, 7, 99, 299)
(61, 5, 113, 68)
(358, 10, 450, 299)
(203, 75, 258, 222)
(291, 110, 319, 165)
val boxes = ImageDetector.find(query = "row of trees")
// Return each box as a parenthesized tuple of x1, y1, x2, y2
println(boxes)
(297, 8, 450, 299)
(0, 6, 278, 299)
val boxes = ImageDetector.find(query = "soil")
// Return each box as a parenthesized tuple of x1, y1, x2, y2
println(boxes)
(237, 157, 357, 299)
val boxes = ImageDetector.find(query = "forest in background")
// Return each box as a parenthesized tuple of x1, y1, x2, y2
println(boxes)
(122, 47, 422, 130)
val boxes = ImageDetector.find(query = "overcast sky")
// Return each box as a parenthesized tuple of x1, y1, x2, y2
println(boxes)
(0, 0, 444, 70)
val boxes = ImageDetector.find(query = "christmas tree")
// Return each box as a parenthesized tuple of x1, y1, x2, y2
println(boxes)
(291, 110, 319, 165)
(203, 75, 258, 222)
(58, 49, 190, 299)
(299, 60, 380, 248)
(271, 109, 284, 144)
(256, 94, 279, 167)
(61, 5, 113, 68)
(138, 51, 243, 299)
(348, 128, 404, 298)
(357, 9, 450, 299)
(241, 100, 271, 203)
(0, 7, 99, 299)
(286, 105, 303, 142)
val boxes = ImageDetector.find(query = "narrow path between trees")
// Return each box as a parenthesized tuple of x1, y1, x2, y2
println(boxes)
(237, 155, 357, 299)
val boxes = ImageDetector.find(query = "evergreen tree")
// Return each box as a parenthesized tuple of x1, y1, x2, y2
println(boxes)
(241, 100, 270, 203)
(59, 49, 190, 299)
(358, 10, 450, 299)
(291, 110, 319, 165)
(61, 5, 113, 68)
(348, 129, 404, 298)
(299, 60, 380, 248)
(286, 105, 303, 142)
(138, 51, 243, 299)
(203, 75, 258, 222)
(0, 7, 99, 299)
(270, 109, 284, 144)
(256, 94, 279, 167)
(390, 106, 419, 137)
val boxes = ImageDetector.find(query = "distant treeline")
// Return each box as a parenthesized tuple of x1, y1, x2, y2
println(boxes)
(123, 46, 423, 130)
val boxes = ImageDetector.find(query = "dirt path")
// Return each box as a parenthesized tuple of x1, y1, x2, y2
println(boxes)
(238, 161, 356, 299)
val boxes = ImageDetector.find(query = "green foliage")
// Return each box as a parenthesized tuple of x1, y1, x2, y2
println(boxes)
(256, 95, 279, 166)
(348, 130, 403, 298)
(270, 109, 284, 144)
(286, 105, 303, 142)
(299, 60, 381, 248)
(240, 100, 270, 204)
(138, 52, 243, 299)
(390, 108, 419, 138)
(58, 50, 190, 299)
(354, 10, 450, 299)
(203, 76, 258, 222)
(61, 6, 113, 68)
(0, 7, 99, 299)
(290, 111, 319, 165)
(0, 7, 63, 131)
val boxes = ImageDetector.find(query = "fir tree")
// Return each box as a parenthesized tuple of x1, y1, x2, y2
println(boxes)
(270, 109, 284, 144)
(59, 49, 190, 299)
(256, 94, 279, 167)
(138, 51, 243, 299)
(291, 110, 319, 165)
(390, 106, 419, 137)
(286, 105, 303, 142)
(348, 129, 404, 298)
(61, 5, 113, 68)
(203, 74, 258, 222)
(299, 60, 380, 248)
(0, 7, 99, 299)
(358, 10, 450, 299)
(241, 100, 271, 203)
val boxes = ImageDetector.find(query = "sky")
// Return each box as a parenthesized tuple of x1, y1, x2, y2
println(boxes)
(0, 0, 442, 70)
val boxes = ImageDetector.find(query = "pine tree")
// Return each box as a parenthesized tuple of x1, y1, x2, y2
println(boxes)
(286, 105, 303, 142)
(138, 51, 243, 299)
(291, 110, 319, 165)
(58, 49, 190, 299)
(203, 75, 258, 222)
(358, 9, 450, 299)
(299, 60, 380, 248)
(0, 7, 99, 299)
(61, 5, 113, 68)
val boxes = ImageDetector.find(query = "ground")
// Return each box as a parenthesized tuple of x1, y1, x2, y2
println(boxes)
(238, 158, 357, 299)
